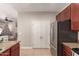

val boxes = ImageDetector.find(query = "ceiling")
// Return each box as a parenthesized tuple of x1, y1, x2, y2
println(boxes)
(8, 3, 69, 13)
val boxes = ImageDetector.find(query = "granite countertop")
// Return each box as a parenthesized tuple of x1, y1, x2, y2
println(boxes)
(0, 41, 20, 53)
(63, 42, 79, 49)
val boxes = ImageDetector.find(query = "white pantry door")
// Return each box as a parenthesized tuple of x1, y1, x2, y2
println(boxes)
(32, 20, 50, 48)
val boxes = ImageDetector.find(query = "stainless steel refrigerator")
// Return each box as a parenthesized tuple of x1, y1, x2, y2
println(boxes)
(50, 21, 57, 56)
(50, 20, 78, 56)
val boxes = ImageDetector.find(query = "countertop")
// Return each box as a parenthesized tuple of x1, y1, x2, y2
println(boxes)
(63, 42, 79, 49)
(0, 41, 20, 53)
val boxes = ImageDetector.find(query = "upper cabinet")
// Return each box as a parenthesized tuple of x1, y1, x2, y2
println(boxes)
(56, 5, 71, 21)
(56, 13, 61, 21)
(56, 3, 79, 31)
(63, 5, 71, 20)
(71, 4, 79, 31)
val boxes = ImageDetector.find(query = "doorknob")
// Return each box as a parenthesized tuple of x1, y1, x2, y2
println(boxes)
(40, 36, 43, 39)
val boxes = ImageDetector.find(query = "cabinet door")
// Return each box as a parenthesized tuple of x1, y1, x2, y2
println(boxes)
(71, 3, 79, 31)
(63, 45, 72, 56)
(56, 5, 71, 21)
(11, 43, 20, 56)
(63, 5, 71, 20)
(60, 5, 71, 21)
(71, 3, 79, 21)
(71, 21, 79, 31)
(1, 49, 10, 56)
(60, 11, 64, 21)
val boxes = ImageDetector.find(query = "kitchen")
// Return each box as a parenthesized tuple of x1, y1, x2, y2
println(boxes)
(0, 3, 79, 56)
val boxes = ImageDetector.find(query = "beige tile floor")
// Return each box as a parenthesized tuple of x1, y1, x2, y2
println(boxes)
(20, 48, 51, 56)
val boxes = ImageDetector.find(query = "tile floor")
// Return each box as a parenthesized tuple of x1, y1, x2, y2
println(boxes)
(20, 48, 51, 56)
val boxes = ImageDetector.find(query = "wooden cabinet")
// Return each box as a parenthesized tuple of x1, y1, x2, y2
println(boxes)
(56, 5, 71, 21)
(63, 45, 72, 56)
(0, 42, 20, 56)
(10, 43, 20, 56)
(71, 21, 79, 31)
(56, 3, 79, 31)
(0, 49, 10, 56)
(60, 12, 64, 21)
(63, 5, 71, 20)
(71, 4, 79, 22)
(71, 4, 79, 31)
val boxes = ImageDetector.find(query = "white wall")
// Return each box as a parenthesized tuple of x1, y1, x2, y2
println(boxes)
(0, 4, 17, 19)
(18, 12, 57, 47)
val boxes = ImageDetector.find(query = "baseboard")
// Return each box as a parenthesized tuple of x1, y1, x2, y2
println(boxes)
(21, 47, 32, 49)
(21, 46, 50, 49)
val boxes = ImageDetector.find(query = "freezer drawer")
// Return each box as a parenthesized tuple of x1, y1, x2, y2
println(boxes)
(50, 44, 57, 56)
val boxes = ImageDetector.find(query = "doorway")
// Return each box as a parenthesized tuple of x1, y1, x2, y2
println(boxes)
(32, 20, 50, 48)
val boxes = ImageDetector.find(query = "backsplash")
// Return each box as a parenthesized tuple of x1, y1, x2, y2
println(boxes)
(58, 20, 78, 42)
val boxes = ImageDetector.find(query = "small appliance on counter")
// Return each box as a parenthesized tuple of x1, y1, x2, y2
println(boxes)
(0, 36, 8, 42)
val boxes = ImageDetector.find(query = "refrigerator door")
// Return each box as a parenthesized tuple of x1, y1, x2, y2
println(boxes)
(50, 43, 57, 56)
(50, 23, 54, 44)
(50, 21, 57, 56)
(50, 21, 57, 48)
(53, 21, 57, 48)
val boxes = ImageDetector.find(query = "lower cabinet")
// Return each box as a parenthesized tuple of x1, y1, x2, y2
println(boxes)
(0, 43, 20, 56)
(1, 49, 10, 56)
(10, 43, 20, 56)
(63, 45, 72, 56)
